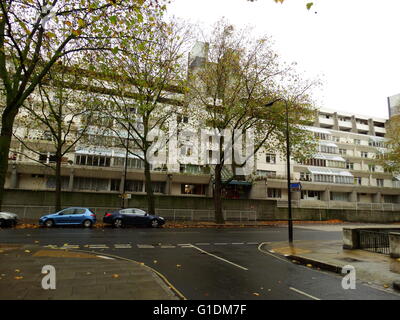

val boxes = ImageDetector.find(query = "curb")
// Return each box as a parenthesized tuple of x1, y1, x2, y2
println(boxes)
(70, 248, 186, 300)
(286, 254, 343, 274)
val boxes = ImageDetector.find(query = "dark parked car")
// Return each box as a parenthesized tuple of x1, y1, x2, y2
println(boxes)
(39, 207, 96, 228)
(0, 212, 18, 227)
(103, 208, 165, 228)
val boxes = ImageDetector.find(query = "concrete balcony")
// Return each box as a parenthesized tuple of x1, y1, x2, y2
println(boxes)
(374, 126, 386, 134)
(319, 117, 334, 126)
(356, 123, 369, 131)
(338, 120, 352, 129)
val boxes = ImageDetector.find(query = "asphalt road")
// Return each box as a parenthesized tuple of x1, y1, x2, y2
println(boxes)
(1, 225, 399, 300)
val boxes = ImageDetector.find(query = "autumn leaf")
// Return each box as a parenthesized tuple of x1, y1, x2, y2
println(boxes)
(14, 276, 23, 280)
(112, 274, 120, 278)
(253, 292, 260, 296)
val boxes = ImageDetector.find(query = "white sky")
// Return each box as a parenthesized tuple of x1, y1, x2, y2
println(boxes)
(166, 0, 400, 119)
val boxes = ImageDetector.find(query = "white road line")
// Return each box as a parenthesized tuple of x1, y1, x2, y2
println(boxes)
(178, 243, 191, 246)
(215, 243, 228, 245)
(160, 245, 176, 248)
(195, 243, 210, 245)
(289, 287, 320, 300)
(246, 242, 259, 245)
(137, 244, 155, 248)
(189, 244, 248, 271)
(232, 242, 244, 245)
(88, 244, 109, 249)
(96, 255, 115, 260)
(114, 244, 132, 249)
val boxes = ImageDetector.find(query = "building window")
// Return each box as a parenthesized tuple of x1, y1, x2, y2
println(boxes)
(361, 151, 368, 158)
(354, 139, 361, 145)
(266, 153, 276, 164)
(149, 181, 165, 193)
(74, 177, 109, 191)
(376, 179, 384, 187)
(301, 190, 321, 200)
(354, 177, 362, 185)
(330, 192, 349, 201)
(125, 180, 144, 192)
(300, 172, 311, 181)
(267, 188, 281, 198)
(181, 184, 206, 195)
(368, 165, 376, 172)
(75, 154, 111, 167)
(346, 162, 354, 170)
(110, 179, 120, 191)
(339, 148, 347, 155)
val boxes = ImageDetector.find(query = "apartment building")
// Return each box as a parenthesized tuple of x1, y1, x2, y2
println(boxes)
(3, 46, 400, 210)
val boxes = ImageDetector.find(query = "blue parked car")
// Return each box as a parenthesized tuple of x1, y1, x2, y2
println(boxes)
(39, 207, 96, 228)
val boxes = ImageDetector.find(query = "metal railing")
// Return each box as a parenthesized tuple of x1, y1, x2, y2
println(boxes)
(276, 200, 400, 211)
(358, 229, 390, 255)
(1, 205, 257, 222)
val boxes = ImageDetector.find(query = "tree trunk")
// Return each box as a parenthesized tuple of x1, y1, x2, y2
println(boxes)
(0, 111, 17, 211)
(144, 160, 155, 215)
(214, 164, 225, 224)
(55, 149, 62, 212)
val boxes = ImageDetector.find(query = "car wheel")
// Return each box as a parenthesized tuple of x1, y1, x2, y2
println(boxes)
(113, 219, 123, 228)
(83, 220, 92, 228)
(45, 219, 54, 228)
(150, 219, 159, 228)
(0, 219, 4, 228)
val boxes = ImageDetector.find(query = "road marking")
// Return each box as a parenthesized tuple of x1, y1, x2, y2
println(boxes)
(189, 244, 248, 271)
(160, 245, 176, 248)
(232, 242, 244, 245)
(246, 242, 259, 245)
(195, 243, 210, 245)
(289, 287, 320, 300)
(214, 243, 228, 245)
(114, 244, 132, 249)
(96, 255, 115, 260)
(137, 244, 155, 248)
(88, 244, 109, 249)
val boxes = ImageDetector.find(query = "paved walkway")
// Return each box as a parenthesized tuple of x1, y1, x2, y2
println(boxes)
(0, 244, 180, 300)
(262, 240, 400, 294)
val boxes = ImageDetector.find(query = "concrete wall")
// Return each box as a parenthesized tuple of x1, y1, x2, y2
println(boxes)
(2, 189, 400, 223)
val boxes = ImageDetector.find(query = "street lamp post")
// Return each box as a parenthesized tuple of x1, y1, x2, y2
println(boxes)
(264, 100, 293, 244)
(284, 100, 293, 243)
(121, 122, 131, 209)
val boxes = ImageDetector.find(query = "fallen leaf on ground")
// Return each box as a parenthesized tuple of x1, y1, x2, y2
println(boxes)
(14, 276, 23, 280)
(383, 284, 389, 288)
(24, 250, 31, 253)
(112, 274, 119, 278)
(176, 264, 181, 268)
(153, 260, 158, 264)
(15, 269, 20, 273)
(253, 293, 260, 296)
(306, 264, 313, 268)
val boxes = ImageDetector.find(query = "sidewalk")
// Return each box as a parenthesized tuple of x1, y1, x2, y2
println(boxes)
(262, 240, 400, 294)
(0, 244, 180, 300)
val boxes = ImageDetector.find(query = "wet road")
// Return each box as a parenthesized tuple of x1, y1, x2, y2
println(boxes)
(0, 226, 399, 300)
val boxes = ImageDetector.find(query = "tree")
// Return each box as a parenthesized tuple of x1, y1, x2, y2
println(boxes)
(0, 0, 161, 209)
(13, 55, 97, 211)
(379, 115, 400, 174)
(187, 20, 317, 224)
(90, 13, 190, 214)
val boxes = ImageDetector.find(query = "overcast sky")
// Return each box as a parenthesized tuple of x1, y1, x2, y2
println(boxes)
(166, 0, 400, 119)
